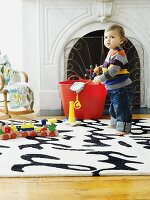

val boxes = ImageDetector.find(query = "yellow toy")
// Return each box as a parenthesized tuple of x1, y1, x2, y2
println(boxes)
(47, 118, 57, 123)
(66, 101, 81, 126)
(11, 122, 18, 132)
(21, 121, 34, 129)
(68, 101, 76, 123)
(74, 94, 81, 109)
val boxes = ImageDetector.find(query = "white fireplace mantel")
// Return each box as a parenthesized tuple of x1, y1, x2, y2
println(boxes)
(22, 0, 150, 111)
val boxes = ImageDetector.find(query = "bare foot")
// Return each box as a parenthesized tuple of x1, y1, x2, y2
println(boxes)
(116, 132, 128, 136)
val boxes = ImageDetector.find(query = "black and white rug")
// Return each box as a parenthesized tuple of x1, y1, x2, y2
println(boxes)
(0, 118, 150, 177)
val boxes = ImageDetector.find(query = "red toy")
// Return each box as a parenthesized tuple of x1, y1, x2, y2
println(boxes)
(0, 119, 58, 140)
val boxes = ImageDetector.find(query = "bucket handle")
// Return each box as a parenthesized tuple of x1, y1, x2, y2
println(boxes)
(67, 75, 84, 81)
(68, 75, 93, 85)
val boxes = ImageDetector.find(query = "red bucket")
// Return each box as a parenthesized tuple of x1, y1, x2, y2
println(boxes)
(59, 77, 107, 119)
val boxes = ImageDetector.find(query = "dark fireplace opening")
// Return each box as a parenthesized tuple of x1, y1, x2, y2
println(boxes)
(66, 30, 144, 109)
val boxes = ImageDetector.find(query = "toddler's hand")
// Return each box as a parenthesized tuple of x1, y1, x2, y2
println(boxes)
(94, 66, 100, 74)
(94, 65, 103, 75)
(93, 75, 101, 83)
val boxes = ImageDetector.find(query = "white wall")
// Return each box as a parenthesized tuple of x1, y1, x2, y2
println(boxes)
(22, 0, 40, 109)
(0, 0, 23, 69)
(0, 0, 40, 109)
(1, 0, 150, 112)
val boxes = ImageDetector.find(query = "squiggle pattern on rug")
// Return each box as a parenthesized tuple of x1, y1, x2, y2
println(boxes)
(0, 118, 150, 176)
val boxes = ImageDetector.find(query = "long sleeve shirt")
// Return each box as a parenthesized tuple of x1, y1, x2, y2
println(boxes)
(100, 47, 132, 90)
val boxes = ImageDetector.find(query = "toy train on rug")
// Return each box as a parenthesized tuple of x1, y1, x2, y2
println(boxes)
(0, 118, 59, 140)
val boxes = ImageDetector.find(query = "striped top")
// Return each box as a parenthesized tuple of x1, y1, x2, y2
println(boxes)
(100, 47, 132, 90)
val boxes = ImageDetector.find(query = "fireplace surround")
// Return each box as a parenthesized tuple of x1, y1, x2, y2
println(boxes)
(65, 33, 143, 109)
(22, 0, 150, 113)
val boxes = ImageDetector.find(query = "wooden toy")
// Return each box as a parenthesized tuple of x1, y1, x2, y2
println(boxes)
(0, 119, 59, 140)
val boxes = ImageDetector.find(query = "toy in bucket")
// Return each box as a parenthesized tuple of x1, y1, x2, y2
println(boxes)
(85, 64, 102, 80)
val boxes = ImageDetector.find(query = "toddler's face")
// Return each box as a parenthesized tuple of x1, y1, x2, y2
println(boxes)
(104, 29, 124, 50)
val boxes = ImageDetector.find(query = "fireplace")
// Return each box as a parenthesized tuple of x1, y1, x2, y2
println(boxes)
(65, 30, 144, 109)
(22, 0, 150, 112)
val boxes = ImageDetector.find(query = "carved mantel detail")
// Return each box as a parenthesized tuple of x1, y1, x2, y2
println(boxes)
(95, 0, 113, 22)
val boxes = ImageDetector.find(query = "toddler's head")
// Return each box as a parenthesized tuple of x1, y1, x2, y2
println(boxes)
(104, 24, 126, 49)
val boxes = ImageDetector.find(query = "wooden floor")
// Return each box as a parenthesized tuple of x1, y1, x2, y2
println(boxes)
(0, 112, 150, 200)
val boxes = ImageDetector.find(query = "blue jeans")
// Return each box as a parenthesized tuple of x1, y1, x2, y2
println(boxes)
(107, 84, 133, 132)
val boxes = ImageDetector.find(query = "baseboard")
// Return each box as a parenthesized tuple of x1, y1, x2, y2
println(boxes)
(132, 107, 150, 114)
(38, 107, 150, 117)
(37, 109, 64, 116)
(103, 107, 150, 115)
